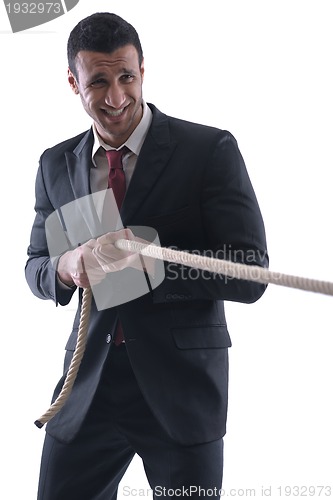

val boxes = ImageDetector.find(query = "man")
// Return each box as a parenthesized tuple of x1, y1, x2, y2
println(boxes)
(25, 12, 268, 500)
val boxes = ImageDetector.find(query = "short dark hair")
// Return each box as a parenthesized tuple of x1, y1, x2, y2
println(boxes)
(67, 12, 143, 80)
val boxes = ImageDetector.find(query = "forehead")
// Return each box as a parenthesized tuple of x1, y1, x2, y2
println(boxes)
(75, 45, 141, 75)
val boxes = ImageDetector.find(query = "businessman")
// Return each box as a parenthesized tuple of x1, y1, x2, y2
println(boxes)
(25, 12, 269, 500)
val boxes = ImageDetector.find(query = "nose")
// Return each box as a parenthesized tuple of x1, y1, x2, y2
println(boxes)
(105, 83, 126, 109)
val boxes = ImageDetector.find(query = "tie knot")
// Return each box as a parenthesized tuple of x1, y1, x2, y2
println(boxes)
(105, 148, 125, 170)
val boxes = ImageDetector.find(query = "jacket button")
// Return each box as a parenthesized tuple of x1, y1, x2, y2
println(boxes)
(106, 334, 112, 344)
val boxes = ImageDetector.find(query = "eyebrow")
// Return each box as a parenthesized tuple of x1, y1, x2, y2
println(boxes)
(91, 66, 135, 77)
(87, 67, 136, 85)
(89, 72, 107, 81)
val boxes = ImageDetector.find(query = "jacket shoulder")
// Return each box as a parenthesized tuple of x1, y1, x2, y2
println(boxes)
(148, 103, 235, 144)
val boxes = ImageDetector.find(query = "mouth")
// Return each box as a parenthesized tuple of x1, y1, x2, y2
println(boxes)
(102, 106, 127, 117)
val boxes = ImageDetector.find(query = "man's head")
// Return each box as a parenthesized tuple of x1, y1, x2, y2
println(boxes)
(67, 13, 145, 148)
(67, 12, 143, 80)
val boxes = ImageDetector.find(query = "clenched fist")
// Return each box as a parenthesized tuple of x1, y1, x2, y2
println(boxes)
(57, 239, 106, 288)
(93, 228, 156, 276)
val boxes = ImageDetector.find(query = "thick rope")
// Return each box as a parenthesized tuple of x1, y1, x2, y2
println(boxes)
(34, 286, 92, 428)
(35, 239, 333, 428)
(116, 239, 333, 296)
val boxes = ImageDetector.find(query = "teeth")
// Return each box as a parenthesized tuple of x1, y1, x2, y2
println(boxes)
(105, 108, 124, 117)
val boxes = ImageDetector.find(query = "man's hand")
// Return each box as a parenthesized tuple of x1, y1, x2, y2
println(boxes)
(93, 228, 156, 276)
(57, 239, 106, 288)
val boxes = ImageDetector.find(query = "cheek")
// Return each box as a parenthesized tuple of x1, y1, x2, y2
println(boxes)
(130, 85, 143, 105)
(80, 93, 96, 111)
(135, 82, 143, 97)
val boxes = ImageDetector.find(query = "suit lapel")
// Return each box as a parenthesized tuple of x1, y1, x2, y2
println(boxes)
(62, 129, 107, 239)
(65, 128, 94, 200)
(121, 105, 177, 223)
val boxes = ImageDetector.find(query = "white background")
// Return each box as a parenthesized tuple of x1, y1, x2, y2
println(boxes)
(0, 0, 332, 498)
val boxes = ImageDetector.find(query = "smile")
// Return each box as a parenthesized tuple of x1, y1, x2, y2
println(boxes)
(104, 107, 125, 117)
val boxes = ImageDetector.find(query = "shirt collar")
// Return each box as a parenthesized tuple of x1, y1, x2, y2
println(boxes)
(91, 100, 152, 166)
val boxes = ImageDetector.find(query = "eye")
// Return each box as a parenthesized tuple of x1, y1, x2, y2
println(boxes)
(90, 78, 107, 87)
(121, 73, 135, 82)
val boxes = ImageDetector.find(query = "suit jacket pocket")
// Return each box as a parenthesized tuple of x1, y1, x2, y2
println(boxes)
(172, 325, 231, 349)
(144, 206, 192, 227)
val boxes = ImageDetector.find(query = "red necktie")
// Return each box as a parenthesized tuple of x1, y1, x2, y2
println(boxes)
(105, 148, 126, 345)
(106, 148, 126, 209)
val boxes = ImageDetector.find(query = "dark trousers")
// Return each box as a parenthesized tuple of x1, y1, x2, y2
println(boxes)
(37, 344, 224, 500)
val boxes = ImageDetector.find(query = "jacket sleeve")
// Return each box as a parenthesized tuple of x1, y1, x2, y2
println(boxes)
(25, 156, 76, 306)
(151, 132, 269, 305)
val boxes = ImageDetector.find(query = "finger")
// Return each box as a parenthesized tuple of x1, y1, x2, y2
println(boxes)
(92, 245, 115, 265)
(85, 239, 97, 249)
(97, 228, 133, 245)
(71, 273, 90, 288)
(123, 228, 135, 240)
(96, 233, 115, 246)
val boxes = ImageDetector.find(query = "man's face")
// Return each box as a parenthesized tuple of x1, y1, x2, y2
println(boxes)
(68, 45, 144, 148)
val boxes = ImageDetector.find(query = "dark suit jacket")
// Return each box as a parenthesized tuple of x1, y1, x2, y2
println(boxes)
(25, 103, 268, 445)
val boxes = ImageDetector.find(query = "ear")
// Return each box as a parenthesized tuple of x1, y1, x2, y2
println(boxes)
(68, 68, 80, 95)
(140, 58, 145, 82)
